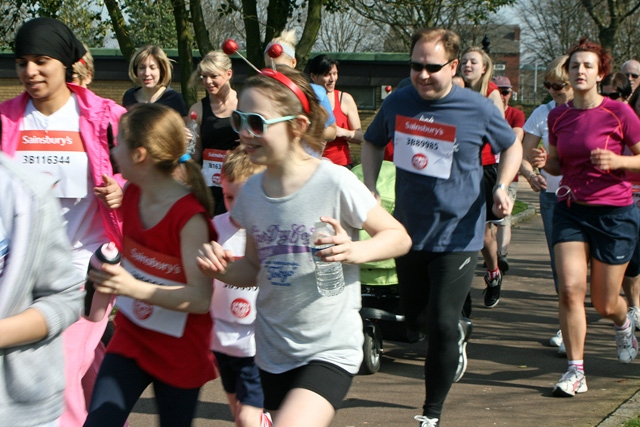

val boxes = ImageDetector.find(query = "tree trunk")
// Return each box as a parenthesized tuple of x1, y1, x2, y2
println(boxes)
(242, 0, 263, 71)
(190, 0, 212, 57)
(103, 0, 135, 59)
(171, 0, 197, 109)
(598, 24, 618, 55)
(265, 0, 290, 51)
(296, 0, 323, 70)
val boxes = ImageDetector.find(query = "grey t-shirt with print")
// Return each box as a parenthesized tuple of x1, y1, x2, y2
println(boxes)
(232, 160, 376, 375)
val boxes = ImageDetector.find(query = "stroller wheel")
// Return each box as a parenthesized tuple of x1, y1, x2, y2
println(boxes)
(360, 327, 382, 374)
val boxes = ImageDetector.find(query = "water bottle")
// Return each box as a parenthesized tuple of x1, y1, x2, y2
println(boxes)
(84, 242, 121, 322)
(310, 222, 345, 297)
(186, 111, 199, 154)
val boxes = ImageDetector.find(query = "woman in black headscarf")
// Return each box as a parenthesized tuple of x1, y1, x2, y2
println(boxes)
(0, 17, 127, 427)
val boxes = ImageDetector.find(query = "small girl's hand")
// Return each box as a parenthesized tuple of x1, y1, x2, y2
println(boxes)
(314, 216, 354, 263)
(197, 242, 235, 277)
(591, 148, 619, 171)
(89, 263, 139, 297)
(93, 174, 123, 209)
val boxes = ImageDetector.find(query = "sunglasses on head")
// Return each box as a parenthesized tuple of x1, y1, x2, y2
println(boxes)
(625, 72, 640, 79)
(499, 88, 511, 95)
(409, 59, 454, 73)
(543, 81, 568, 91)
(230, 111, 296, 137)
(603, 91, 622, 100)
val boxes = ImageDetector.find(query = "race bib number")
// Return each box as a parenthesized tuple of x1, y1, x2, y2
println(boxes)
(202, 149, 227, 187)
(116, 237, 188, 338)
(16, 130, 88, 198)
(393, 116, 457, 179)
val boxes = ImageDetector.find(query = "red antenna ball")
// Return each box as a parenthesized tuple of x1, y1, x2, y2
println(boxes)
(267, 44, 283, 58)
(385, 85, 392, 93)
(222, 39, 239, 55)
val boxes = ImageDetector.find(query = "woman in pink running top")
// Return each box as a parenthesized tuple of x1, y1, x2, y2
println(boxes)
(535, 38, 640, 398)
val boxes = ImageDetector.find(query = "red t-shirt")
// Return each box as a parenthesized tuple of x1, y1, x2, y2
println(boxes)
(323, 90, 352, 166)
(481, 82, 500, 166)
(505, 105, 525, 181)
(108, 184, 217, 388)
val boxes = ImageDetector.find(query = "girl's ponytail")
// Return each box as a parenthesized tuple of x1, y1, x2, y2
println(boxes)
(178, 157, 214, 217)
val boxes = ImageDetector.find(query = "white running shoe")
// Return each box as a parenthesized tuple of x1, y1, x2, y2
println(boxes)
(552, 366, 588, 397)
(616, 314, 638, 364)
(558, 341, 566, 356)
(453, 317, 472, 383)
(629, 307, 640, 331)
(414, 415, 439, 427)
(261, 412, 272, 427)
(550, 330, 563, 347)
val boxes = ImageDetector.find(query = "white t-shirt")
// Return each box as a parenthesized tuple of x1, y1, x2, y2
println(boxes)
(210, 212, 258, 357)
(522, 101, 563, 193)
(19, 95, 107, 271)
(233, 160, 376, 375)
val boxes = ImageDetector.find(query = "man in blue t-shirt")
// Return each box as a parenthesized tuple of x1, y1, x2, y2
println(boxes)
(361, 28, 521, 427)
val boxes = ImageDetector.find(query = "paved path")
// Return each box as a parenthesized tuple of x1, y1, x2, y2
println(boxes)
(129, 180, 640, 426)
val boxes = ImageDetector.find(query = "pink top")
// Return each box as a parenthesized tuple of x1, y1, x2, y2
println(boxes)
(0, 84, 126, 246)
(549, 97, 640, 206)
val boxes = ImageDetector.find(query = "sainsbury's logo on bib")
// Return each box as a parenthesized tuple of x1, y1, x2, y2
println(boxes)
(130, 248, 182, 275)
(124, 236, 185, 282)
(19, 130, 84, 151)
(22, 134, 74, 147)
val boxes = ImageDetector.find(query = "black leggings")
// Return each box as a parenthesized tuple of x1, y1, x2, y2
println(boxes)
(396, 250, 477, 421)
(84, 353, 201, 427)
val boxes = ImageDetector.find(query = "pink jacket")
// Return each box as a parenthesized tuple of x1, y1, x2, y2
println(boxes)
(0, 84, 127, 246)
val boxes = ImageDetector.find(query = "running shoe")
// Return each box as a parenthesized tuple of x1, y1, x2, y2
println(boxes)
(498, 254, 510, 274)
(615, 314, 638, 364)
(453, 317, 472, 383)
(414, 415, 439, 427)
(552, 366, 588, 397)
(261, 411, 272, 427)
(558, 341, 566, 356)
(483, 272, 502, 308)
(629, 306, 640, 331)
(549, 330, 563, 347)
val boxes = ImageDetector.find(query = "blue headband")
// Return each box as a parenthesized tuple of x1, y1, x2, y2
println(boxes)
(178, 153, 191, 164)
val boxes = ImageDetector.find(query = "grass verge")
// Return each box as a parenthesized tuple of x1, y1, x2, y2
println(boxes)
(512, 199, 528, 216)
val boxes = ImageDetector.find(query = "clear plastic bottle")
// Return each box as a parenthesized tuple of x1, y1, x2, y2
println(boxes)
(310, 222, 345, 296)
(84, 242, 121, 322)
(186, 111, 199, 154)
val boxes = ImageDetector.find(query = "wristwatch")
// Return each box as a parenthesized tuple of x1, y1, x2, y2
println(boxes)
(493, 183, 507, 193)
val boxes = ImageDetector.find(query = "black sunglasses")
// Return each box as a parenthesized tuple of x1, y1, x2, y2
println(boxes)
(625, 72, 640, 79)
(499, 89, 511, 95)
(409, 59, 454, 73)
(543, 81, 568, 91)
(603, 91, 622, 100)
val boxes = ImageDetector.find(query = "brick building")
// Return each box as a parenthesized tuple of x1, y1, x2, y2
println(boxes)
(485, 25, 521, 101)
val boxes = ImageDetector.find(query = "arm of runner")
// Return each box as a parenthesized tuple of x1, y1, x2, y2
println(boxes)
(361, 141, 385, 201)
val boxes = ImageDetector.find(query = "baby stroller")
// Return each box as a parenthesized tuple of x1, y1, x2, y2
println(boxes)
(352, 161, 420, 374)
